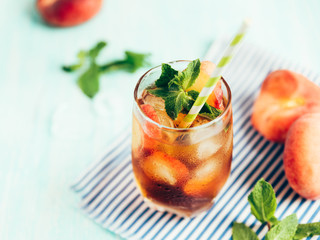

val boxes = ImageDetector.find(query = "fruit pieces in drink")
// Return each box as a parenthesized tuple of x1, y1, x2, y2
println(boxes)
(141, 151, 189, 186)
(133, 104, 161, 151)
(187, 61, 224, 110)
(140, 104, 161, 138)
(141, 92, 175, 128)
(140, 104, 160, 123)
(251, 70, 320, 142)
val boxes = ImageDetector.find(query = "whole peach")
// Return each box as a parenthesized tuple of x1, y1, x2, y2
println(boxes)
(251, 70, 320, 142)
(283, 113, 320, 200)
(37, 0, 102, 27)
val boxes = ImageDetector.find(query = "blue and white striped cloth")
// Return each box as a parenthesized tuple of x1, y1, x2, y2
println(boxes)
(72, 40, 320, 240)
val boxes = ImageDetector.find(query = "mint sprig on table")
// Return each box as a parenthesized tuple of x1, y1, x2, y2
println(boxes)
(63, 41, 150, 98)
(147, 59, 222, 120)
(233, 179, 320, 240)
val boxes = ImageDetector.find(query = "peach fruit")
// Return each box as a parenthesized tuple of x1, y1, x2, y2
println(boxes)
(283, 113, 320, 200)
(251, 70, 320, 142)
(139, 104, 161, 148)
(187, 61, 224, 110)
(142, 151, 189, 185)
(140, 104, 160, 124)
(37, 0, 102, 27)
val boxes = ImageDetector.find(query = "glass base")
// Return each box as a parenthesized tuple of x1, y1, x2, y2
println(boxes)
(143, 197, 214, 218)
(133, 176, 214, 218)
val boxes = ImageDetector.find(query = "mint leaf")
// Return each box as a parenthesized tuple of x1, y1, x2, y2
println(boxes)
(206, 105, 223, 118)
(62, 50, 87, 72)
(269, 216, 280, 226)
(155, 64, 179, 87)
(148, 87, 194, 120)
(147, 59, 219, 120)
(164, 90, 190, 120)
(232, 222, 259, 240)
(88, 41, 107, 60)
(124, 51, 150, 72)
(233, 179, 320, 240)
(186, 90, 200, 100)
(265, 214, 298, 240)
(77, 64, 100, 98)
(187, 90, 222, 120)
(181, 59, 201, 89)
(63, 42, 106, 73)
(63, 41, 150, 98)
(199, 104, 222, 120)
(147, 88, 172, 98)
(248, 179, 277, 224)
(168, 72, 184, 90)
(167, 59, 200, 90)
(64, 41, 105, 98)
(293, 223, 320, 239)
(99, 51, 150, 72)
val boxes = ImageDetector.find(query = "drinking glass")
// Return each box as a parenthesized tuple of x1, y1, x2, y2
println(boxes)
(132, 61, 233, 217)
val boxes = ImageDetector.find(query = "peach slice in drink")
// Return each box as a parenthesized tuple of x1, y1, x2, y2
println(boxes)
(140, 104, 161, 137)
(184, 159, 224, 197)
(142, 92, 175, 128)
(132, 116, 143, 152)
(142, 151, 189, 185)
(187, 61, 224, 110)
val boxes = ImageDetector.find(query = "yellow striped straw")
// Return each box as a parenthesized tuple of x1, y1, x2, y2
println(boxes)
(179, 19, 251, 128)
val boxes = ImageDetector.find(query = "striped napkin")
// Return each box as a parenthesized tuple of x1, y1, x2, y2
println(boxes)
(72, 40, 320, 240)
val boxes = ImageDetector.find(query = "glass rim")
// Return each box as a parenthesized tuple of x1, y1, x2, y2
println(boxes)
(133, 60, 232, 132)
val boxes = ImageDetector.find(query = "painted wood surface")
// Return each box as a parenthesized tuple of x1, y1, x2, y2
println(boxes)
(0, 0, 319, 239)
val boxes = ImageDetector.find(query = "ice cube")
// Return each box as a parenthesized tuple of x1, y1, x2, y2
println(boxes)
(142, 91, 165, 111)
(191, 116, 211, 127)
(142, 151, 189, 185)
(183, 160, 222, 196)
(196, 140, 222, 160)
(193, 160, 221, 180)
(159, 142, 198, 165)
(155, 109, 175, 128)
(188, 120, 225, 145)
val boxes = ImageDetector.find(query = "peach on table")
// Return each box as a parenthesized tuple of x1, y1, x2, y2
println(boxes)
(37, 0, 102, 27)
(283, 113, 320, 200)
(251, 69, 320, 200)
(251, 70, 320, 142)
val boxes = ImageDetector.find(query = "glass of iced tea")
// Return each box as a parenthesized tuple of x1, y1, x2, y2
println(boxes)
(132, 60, 233, 217)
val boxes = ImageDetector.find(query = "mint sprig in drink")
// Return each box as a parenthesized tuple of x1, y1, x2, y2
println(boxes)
(132, 60, 233, 216)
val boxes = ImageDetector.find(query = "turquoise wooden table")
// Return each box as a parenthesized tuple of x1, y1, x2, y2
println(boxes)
(1, 0, 319, 239)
